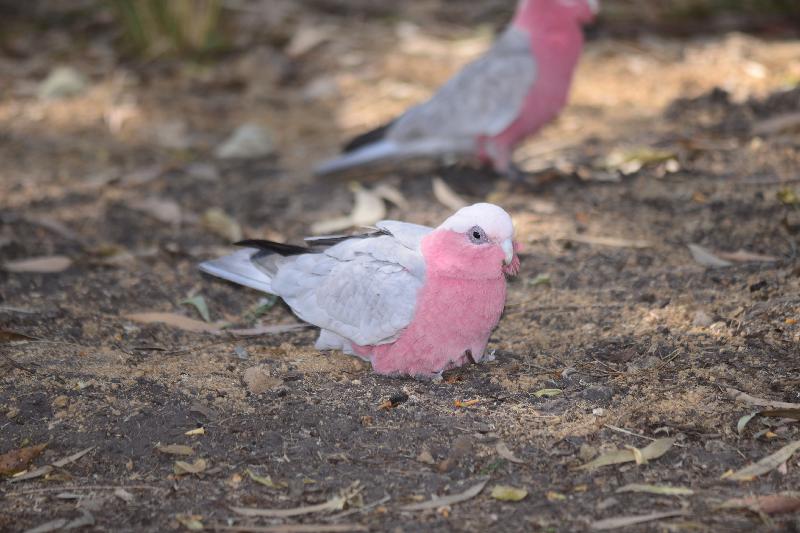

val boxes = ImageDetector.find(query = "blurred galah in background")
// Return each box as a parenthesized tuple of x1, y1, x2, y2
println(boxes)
(316, 0, 598, 179)
(200, 203, 520, 378)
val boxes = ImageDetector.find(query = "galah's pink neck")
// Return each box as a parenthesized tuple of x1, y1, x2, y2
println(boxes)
(421, 230, 507, 280)
(512, 4, 585, 76)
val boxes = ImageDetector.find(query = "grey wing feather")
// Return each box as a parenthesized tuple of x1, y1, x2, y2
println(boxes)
(271, 233, 427, 346)
(388, 27, 537, 142)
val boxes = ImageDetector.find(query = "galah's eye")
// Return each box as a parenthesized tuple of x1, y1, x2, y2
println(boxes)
(468, 225, 488, 244)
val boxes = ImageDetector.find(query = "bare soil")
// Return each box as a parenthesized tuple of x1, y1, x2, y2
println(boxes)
(1, 2, 800, 532)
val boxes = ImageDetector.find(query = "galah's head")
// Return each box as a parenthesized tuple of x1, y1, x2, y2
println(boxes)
(513, 0, 599, 29)
(426, 203, 520, 279)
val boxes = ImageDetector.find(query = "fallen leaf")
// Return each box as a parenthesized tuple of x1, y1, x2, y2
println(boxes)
(3, 256, 72, 273)
(533, 388, 562, 398)
(400, 478, 488, 511)
(202, 208, 242, 242)
(716, 249, 778, 263)
(759, 408, 800, 420)
(719, 492, 800, 514)
(576, 438, 675, 470)
(174, 458, 207, 476)
(311, 183, 386, 234)
(125, 313, 222, 334)
(0, 443, 47, 475)
(591, 510, 689, 530)
(175, 514, 204, 531)
(38, 66, 87, 100)
(130, 197, 182, 225)
(546, 491, 567, 501)
(726, 388, 800, 409)
(114, 488, 135, 503)
(372, 183, 409, 210)
(490, 485, 528, 502)
(180, 295, 211, 322)
(778, 188, 799, 206)
(157, 444, 195, 456)
(185, 427, 205, 436)
(688, 244, 732, 268)
(737, 412, 759, 435)
(432, 177, 467, 210)
(727, 440, 800, 481)
(51, 446, 94, 468)
(616, 484, 694, 496)
(227, 323, 308, 336)
(529, 273, 551, 287)
(454, 399, 480, 408)
(416, 450, 436, 465)
(215, 123, 274, 159)
(209, 523, 365, 532)
(0, 329, 37, 343)
(246, 468, 286, 489)
(231, 497, 346, 518)
(10, 465, 53, 483)
(559, 235, 652, 249)
(495, 441, 525, 464)
(286, 23, 332, 57)
(243, 366, 282, 394)
(602, 146, 677, 175)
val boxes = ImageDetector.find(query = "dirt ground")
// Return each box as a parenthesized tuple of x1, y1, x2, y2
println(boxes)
(2, 1, 800, 532)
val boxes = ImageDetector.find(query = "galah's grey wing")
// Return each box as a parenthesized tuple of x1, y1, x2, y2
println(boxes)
(272, 226, 430, 346)
(389, 27, 537, 142)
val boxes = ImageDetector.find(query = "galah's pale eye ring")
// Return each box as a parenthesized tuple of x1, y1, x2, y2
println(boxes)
(468, 225, 489, 244)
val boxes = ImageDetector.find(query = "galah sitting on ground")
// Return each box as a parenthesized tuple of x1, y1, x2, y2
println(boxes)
(315, 0, 598, 179)
(199, 203, 520, 378)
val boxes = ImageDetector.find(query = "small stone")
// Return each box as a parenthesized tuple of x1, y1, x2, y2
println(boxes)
(580, 385, 614, 405)
(52, 395, 70, 409)
(592, 407, 605, 416)
(233, 346, 249, 360)
(416, 449, 435, 465)
(6, 407, 19, 419)
(243, 366, 282, 395)
(38, 66, 87, 100)
(214, 123, 274, 159)
(692, 310, 713, 328)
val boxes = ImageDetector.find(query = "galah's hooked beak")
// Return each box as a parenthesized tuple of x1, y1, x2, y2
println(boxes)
(587, 0, 600, 15)
(501, 239, 514, 265)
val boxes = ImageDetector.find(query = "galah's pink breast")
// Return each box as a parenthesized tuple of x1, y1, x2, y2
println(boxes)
(352, 231, 509, 377)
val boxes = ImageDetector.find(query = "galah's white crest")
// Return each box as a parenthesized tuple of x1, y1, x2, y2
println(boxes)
(315, 0, 599, 179)
(199, 203, 520, 378)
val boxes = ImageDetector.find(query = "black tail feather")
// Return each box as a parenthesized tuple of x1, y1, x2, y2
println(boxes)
(234, 239, 311, 256)
(342, 120, 395, 153)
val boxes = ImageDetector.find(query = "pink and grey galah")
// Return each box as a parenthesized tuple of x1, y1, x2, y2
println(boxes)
(315, 0, 598, 179)
(199, 203, 520, 378)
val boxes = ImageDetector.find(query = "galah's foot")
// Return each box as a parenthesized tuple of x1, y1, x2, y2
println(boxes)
(465, 349, 476, 364)
(482, 349, 497, 363)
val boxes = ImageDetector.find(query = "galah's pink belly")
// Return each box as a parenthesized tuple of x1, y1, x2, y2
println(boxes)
(353, 275, 507, 377)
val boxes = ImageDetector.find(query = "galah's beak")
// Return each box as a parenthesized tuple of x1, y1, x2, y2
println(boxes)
(501, 239, 514, 265)
(587, 0, 600, 14)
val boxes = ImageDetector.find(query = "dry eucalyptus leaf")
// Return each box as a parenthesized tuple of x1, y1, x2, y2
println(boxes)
(0, 443, 47, 475)
(3, 255, 72, 273)
(180, 295, 211, 322)
(174, 458, 207, 476)
(201, 208, 242, 242)
(231, 497, 346, 518)
(533, 388, 562, 398)
(400, 478, 488, 511)
(246, 468, 286, 489)
(175, 514, 204, 531)
(227, 323, 308, 336)
(157, 444, 195, 456)
(716, 249, 778, 263)
(125, 313, 222, 334)
(726, 388, 800, 410)
(616, 484, 694, 496)
(496, 441, 525, 464)
(719, 492, 800, 514)
(0, 329, 37, 343)
(688, 244, 732, 268)
(130, 197, 182, 225)
(490, 485, 528, 502)
(727, 440, 800, 481)
(372, 183, 409, 210)
(432, 177, 467, 210)
(51, 446, 94, 468)
(591, 510, 689, 530)
(576, 438, 675, 471)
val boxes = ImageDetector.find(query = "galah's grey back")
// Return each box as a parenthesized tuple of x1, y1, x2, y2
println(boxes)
(315, 27, 537, 175)
(199, 220, 432, 346)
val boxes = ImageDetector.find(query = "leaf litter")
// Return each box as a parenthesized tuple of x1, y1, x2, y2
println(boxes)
(490, 485, 528, 502)
(616, 484, 694, 496)
(576, 438, 675, 470)
(3, 256, 73, 273)
(725, 440, 800, 481)
(180, 295, 211, 322)
(400, 478, 488, 511)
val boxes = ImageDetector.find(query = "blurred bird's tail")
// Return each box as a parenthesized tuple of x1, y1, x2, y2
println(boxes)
(314, 140, 400, 176)
(199, 248, 277, 293)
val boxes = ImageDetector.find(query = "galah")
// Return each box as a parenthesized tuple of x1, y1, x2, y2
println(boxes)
(315, 0, 598, 179)
(199, 203, 520, 378)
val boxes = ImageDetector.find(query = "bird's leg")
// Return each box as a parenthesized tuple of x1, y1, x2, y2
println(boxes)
(505, 161, 529, 182)
(465, 349, 476, 364)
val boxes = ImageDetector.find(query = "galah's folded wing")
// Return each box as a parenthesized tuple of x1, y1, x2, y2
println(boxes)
(272, 230, 429, 347)
(389, 27, 537, 142)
